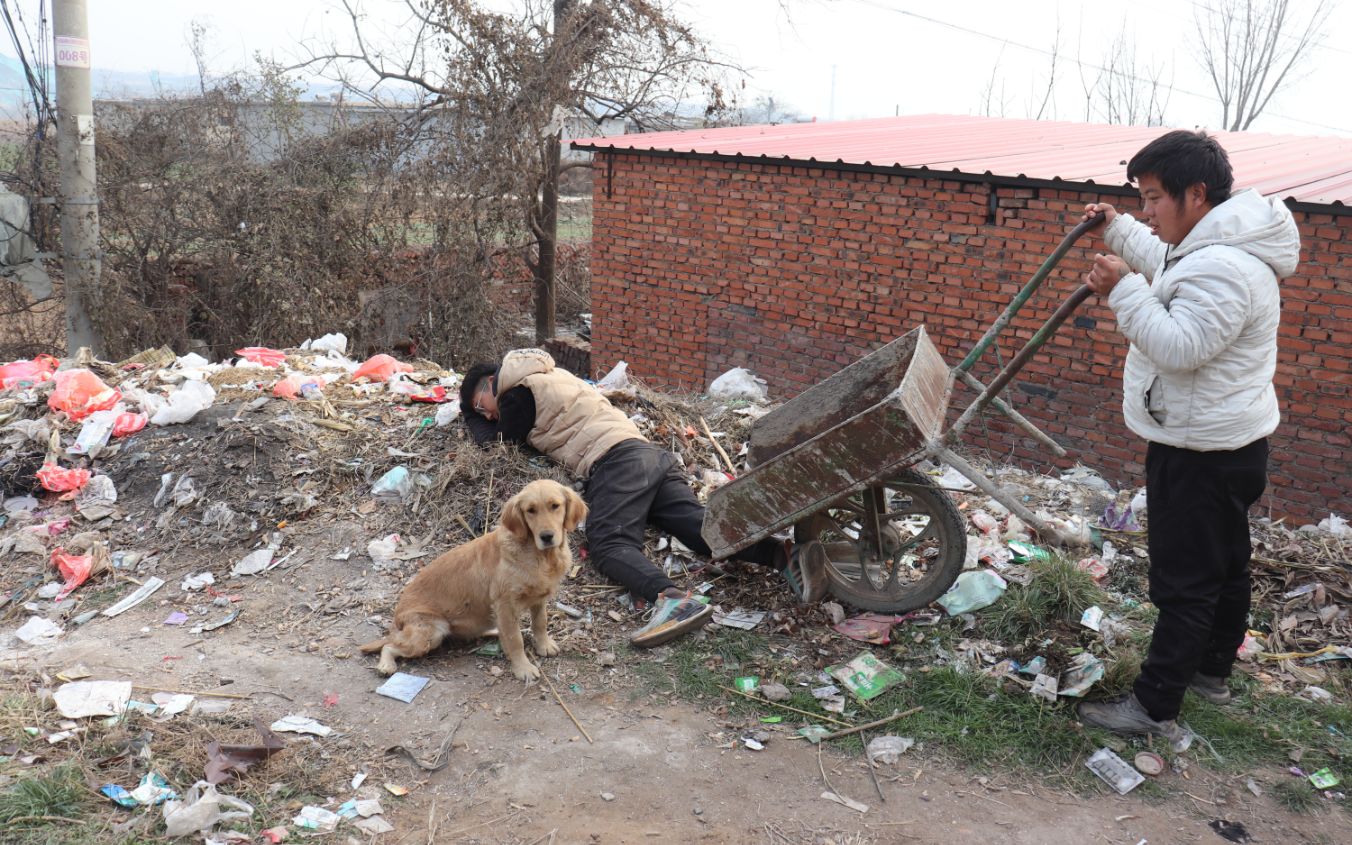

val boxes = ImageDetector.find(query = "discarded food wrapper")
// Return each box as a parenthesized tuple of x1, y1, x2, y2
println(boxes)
(102, 577, 165, 616)
(376, 672, 430, 703)
(1100, 501, 1142, 532)
(54, 680, 132, 719)
(13, 614, 63, 645)
(128, 772, 177, 806)
(182, 572, 216, 592)
(1309, 768, 1340, 789)
(1075, 557, 1110, 583)
(732, 676, 760, 693)
(1007, 541, 1050, 563)
(1018, 656, 1047, 676)
(384, 783, 410, 796)
(270, 715, 332, 737)
(866, 735, 915, 765)
(293, 805, 341, 832)
(1030, 673, 1059, 702)
(936, 569, 1007, 615)
(711, 607, 765, 630)
(811, 685, 840, 699)
(827, 651, 904, 701)
(1058, 653, 1105, 698)
(1086, 747, 1145, 795)
(798, 725, 831, 744)
(742, 737, 765, 751)
(101, 783, 139, 808)
(354, 815, 395, 835)
(1080, 605, 1105, 632)
(371, 466, 413, 500)
(832, 613, 906, 645)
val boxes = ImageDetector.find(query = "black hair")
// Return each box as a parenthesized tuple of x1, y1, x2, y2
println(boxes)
(459, 362, 498, 414)
(1127, 129, 1233, 207)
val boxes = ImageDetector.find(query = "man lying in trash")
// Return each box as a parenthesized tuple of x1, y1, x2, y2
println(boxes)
(460, 348, 827, 647)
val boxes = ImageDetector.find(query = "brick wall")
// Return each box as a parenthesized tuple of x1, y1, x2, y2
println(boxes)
(589, 153, 1352, 523)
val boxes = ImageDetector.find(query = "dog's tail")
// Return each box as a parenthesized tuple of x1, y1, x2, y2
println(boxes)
(358, 637, 388, 653)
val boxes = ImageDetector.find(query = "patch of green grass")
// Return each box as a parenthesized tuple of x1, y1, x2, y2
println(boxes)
(981, 555, 1107, 642)
(1273, 779, 1320, 812)
(0, 765, 91, 826)
(1180, 685, 1352, 776)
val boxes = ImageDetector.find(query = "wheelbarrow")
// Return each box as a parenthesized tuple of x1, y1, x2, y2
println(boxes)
(701, 216, 1105, 612)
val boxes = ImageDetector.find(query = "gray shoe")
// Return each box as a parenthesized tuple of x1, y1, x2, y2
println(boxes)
(1189, 672, 1232, 705)
(1077, 693, 1193, 752)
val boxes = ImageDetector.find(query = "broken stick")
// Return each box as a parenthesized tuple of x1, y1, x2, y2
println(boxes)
(542, 673, 593, 743)
(819, 706, 923, 741)
(718, 685, 852, 728)
(699, 416, 737, 475)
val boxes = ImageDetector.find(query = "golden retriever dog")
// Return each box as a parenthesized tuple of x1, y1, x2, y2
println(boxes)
(359, 479, 586, 681)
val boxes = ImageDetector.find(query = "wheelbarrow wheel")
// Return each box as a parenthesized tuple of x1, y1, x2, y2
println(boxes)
(793, 467, 966, 613)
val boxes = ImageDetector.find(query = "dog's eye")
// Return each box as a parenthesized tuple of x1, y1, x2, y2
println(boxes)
(550, 502, 560, 510)
(526, 507, 537, 514)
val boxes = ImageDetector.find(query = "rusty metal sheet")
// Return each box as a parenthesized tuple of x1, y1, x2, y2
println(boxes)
(703, 326, 951, 559)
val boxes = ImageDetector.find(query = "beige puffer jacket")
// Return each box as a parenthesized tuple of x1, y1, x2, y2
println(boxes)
(496, 348, 646, 476)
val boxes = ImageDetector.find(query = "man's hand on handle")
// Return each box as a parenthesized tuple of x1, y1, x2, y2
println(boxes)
(1082, 202, 1117, 232)
(1085, 253, 1129, 297)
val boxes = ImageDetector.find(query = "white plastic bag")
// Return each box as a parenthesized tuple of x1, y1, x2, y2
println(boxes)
(708, 367, 767, 402)
(371, 466, 412, 500)
(303, 332, 348, 355)
(1318, 513, 1350, 537)
(67, 408, 121, 458)
(596, 361, 630, 391)
(162, 780, 253, 838)
(151, 379, 215, 425)
(434, 400, 461, 427)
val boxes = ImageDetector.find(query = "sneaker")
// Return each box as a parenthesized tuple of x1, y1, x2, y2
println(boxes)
(1077, 693, 1193, 752)
(629, 593, 714, 649)
(1189, 672, 1232, 705)
(780, 540, 830, 605)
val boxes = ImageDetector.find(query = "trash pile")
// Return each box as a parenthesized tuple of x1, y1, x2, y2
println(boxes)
(1, 343, 1349, 824)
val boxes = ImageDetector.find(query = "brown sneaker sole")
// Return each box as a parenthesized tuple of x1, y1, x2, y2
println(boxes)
(629, 602, 714, 649)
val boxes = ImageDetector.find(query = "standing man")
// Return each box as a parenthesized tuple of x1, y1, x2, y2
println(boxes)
(1076, 130, 1301, 748)
(460, 348, 824, 647)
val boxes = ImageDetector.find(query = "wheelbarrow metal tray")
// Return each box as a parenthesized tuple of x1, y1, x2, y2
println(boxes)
(702, 326, 952, 560)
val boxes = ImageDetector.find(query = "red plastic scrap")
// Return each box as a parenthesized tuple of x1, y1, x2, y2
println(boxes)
(410, 385, 447, 403)
(832, 613, 908, 645)
(352, 353, 414, 382)
(235, 347, 287, 367)
(111, 412, 148, 437)
(272, 375, 325, 400)
(47, 369, 121, 421)
(36, 463, 91, 493)
(0, 354, 58, 389)
(51, 548, 93, 599)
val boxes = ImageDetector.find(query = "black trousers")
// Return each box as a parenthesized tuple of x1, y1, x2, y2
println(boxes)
(1133, 438, 1268, 721)
(583, 440, 779, 601)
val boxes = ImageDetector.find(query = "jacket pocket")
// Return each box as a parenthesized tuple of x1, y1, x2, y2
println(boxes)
(1145, 376, 1167, 425)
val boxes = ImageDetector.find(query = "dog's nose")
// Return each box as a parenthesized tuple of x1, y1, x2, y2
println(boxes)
(539, 531, 556, 546)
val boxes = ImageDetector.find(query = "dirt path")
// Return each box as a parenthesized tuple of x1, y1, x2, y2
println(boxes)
(21, 546, 1351, 845)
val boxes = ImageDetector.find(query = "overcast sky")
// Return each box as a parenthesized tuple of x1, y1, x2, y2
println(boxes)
(7, 0, 1349, 136)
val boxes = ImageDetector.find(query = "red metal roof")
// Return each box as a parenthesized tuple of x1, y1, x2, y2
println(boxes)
(571, 114, 1352, 207)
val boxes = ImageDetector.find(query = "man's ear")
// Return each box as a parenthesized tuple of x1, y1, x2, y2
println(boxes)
(500, 494, 529, 542)
(564, 487, 588, 531)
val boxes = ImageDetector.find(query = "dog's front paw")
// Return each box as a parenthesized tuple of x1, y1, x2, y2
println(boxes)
(511, 659, 541, 681)
(534, 636, 560, 658)
(376, 656, 398, 676)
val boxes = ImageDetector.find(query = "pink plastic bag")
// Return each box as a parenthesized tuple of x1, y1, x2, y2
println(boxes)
(353, 354, 413, 382)
(36, 463, 92, 493)
(236, 347, 287, 367)
(0, 354, 58, 389)
(47, 369, 122, 421)
(111, 412, 148, 437)
(52, 547, 92, 598)
(272, 375, 325, 400)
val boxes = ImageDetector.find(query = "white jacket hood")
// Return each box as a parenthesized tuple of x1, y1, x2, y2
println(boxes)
(1104, 189, 1301, 451)
(1173, 188, 1301, 278)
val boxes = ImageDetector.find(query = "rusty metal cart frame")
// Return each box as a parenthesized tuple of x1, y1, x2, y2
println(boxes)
(701, 218, 1103, 612)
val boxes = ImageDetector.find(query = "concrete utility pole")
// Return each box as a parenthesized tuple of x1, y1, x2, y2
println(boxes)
(53, 0, 103, 354)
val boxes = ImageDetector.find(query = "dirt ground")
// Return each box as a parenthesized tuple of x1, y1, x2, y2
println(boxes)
(12, 536, 1351, 845)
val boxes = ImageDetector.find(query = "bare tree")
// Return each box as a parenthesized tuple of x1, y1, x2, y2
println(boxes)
(1194, 0, 1331, 131)
(1076, 24, 1170, 127)
(298, 0, 732, 342)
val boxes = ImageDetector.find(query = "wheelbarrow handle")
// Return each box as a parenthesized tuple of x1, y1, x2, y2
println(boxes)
(955, 212, 1106, 373)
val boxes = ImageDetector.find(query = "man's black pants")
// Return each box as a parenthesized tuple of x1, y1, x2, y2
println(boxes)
(583, 440, 779, 601)
(1133, 438, 1268, 721)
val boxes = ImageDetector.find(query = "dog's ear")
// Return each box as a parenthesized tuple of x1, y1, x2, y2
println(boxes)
(499, 494, 530, 542)
(563, 486, 588, 531)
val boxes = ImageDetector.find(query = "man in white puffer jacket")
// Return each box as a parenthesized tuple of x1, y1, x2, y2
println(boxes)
(1075, 130, 1301, 748)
